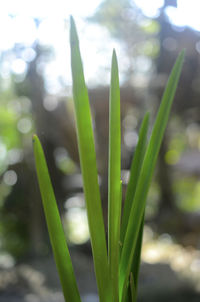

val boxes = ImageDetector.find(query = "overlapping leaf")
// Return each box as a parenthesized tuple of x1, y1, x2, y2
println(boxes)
(119, 50, 185, 301)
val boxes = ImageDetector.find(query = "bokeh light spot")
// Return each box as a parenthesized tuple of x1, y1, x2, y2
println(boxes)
(165, 149, 180, 165)
(17, 118, 32, 134)
(3, 170, 17, 186)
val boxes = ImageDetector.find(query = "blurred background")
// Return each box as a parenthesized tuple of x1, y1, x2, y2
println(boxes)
(1, 0, 200, 301)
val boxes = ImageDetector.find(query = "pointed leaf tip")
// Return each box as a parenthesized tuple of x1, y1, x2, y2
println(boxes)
(70, 16, 78, 45)
(70, 15, 76, 30)
(112, 49, 117, 64)
(32, 134, 37, 143)
(144, 112, 150, 125)
(176, 49, 185, 67)
(32, 134, 40, 145)
(112, 48, 116, 56)
(180, 48, 186, 57)
(111, 50, 119, 78)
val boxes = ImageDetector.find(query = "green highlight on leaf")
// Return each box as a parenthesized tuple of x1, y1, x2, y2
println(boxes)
(70, 16, 112, 302)
(130, 272, 136, 302)
(33, 135, 81, 302)
(108, 49, 121, 302)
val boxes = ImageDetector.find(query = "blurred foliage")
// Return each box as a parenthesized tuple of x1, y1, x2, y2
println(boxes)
(0, 211, 29, 258)
(174, 177, 200, 212)
(146, 181, 160, 219)
(54, 147, 77, 175)
(165, 117, 187, 165)
(88, 0, 160, 81)
(0, 46, 38, 258)
(0, 89, 21, 171)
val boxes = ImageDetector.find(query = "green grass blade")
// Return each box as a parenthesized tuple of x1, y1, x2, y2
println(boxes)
(130, 214, 144, 292)
(33, 135, 81, 302)
(108, 49, 121, 302)
(121, 113, 149, 300)
(120, 113, 149, 301)
(119, 50, 185, 300)
(120, 112, 149, 244)
(130, 273, 136, 302)
(70, 16, 111, 302)
(123, 217, 144, 302)
(123, 272, 136, 302)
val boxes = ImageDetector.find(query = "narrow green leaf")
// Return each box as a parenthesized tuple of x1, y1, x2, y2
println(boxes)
(33, 135, 81, 302)
(130, 273, 136, 302)
(123, 216, 144, 302)
(108, 49, 121, 302)
(70, 16, 111, 302)
(130, 214, 144, 293)
(119, 50, 185, 300)
(120, 112, 149, 244)
(121, 113, 149, 301)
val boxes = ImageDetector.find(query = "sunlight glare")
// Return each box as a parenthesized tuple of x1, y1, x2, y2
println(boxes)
(0, 0, 101, 18)
(134, 0, 164, 18)
(166, 0, 200, 31)
(1, 0, 200, 90)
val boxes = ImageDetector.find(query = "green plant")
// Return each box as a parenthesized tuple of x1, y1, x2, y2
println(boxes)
(33, 16, 184, 302)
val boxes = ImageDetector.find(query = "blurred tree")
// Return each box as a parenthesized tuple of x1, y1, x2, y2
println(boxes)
(0, 41, 68, 258)
(0, 71, 32, 258)
(88, 0, 176, 220)
(88, 0, 160, 82)
(88, 0, 200, 245)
